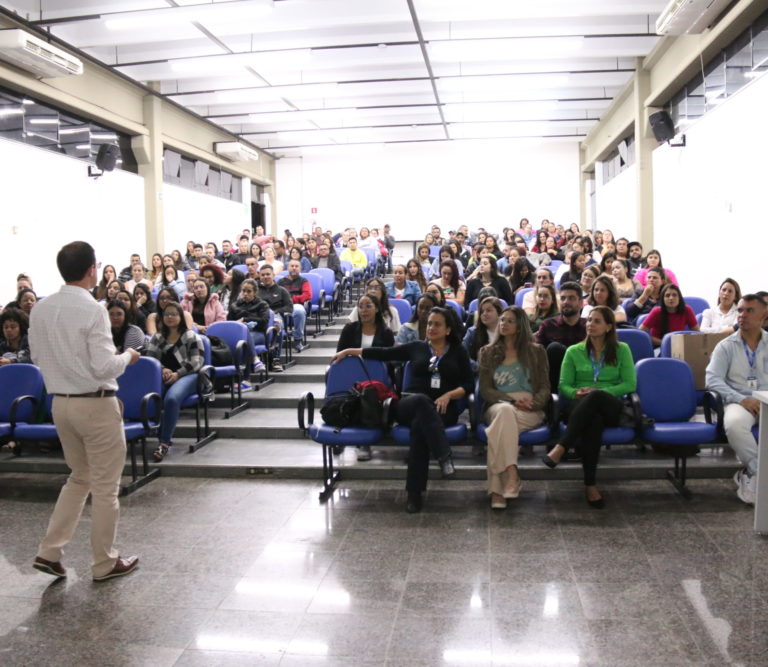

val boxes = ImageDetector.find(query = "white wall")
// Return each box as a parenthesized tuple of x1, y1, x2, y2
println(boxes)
(653, 71, 768, 299)
(0, 137, 145, 299)
(162, 182, 251, 256)
(276, 139, 581, 239)
(594, 163, 637, 240)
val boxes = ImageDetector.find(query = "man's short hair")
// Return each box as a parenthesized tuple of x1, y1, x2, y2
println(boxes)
(627, 241, 642, 250)
(348, 237, 357, 242)
(239, 235, 249, 241)
(743, 293, 768, 306)
(559, 281, 582, 297)
(260, 264, 274, 273)
(57, 241, 96, 283)
(193, 243, 203, 250)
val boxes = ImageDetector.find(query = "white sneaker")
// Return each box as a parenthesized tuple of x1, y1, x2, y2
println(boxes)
(736, 472, 756, 505)
(356, 446, 372, 461)
(733, 468, 744, 488)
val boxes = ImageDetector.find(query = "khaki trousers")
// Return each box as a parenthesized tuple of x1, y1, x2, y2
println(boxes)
(484, 402, 544, 495)
(37, 396, 126, 577)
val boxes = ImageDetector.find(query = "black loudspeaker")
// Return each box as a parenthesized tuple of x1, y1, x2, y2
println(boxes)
(95, 143, 120, 171)
(649, 111, 676, 142)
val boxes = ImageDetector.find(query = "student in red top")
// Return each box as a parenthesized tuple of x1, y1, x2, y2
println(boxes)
(277, 259, 311, 352)
(639, 283, 699, 347)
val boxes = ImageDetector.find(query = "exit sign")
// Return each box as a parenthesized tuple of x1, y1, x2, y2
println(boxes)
(310, 207, 317, 214)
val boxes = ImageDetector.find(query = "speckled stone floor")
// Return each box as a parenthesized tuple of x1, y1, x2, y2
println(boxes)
(1, 474, 766, 666)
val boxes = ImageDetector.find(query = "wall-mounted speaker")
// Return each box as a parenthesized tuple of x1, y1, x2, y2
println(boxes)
(649, 111, 676, 142)
(95, 143, 120, 171)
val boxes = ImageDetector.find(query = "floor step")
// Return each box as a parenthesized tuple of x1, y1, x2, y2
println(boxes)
(176, 408, 305, 438)
(212, 382, 325, 408)
(287, 347, 335, 365)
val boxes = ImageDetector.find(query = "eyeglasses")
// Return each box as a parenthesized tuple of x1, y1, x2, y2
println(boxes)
(163, 311, 180, 318)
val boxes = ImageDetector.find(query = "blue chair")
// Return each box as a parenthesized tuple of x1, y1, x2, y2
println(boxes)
(361, 247, 377, 278)
(684, 296, 710, 316)
(467, 298, 508, 313)
(116, 357, 163, 495)
(557, 396, 638, 451)
(311, 267, 340, 320)
(636, 313, 649, 328)
(301, 271, 327, 335)
(390, 362, 469, 448)
(622, 298, 637, 323)
(12, 394, 56, 456)
(549, 260, 564, 273)
(429, 245, 441, 258)
(232, 264, 248, 275)
(514, 288, 533, 307)
(206, 321, 251, 418)
(340, 259, 362, 303)
(696, 312, 703, 326)
(181, 334, 218, 453)
(473, 379, 556, 452)
(659, 331, 701, 358)
(635, 358, 720, 497)
(4, 365, 47, 455)
(617, 329, 654, 363)
(390, 298, 413, 324)
(298, 357, 391, 501)
(444, 299, 465, 322)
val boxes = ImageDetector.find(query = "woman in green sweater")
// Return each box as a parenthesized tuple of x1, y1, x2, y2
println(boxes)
(541, 305, 636, 508)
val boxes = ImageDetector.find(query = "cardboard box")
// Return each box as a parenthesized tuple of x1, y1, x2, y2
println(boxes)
(670, 332, 731, 390)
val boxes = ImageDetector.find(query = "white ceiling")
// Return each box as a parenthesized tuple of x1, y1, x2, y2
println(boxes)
(2, 0, 669, 156)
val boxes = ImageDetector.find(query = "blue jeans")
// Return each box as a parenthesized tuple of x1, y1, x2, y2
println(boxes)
(159, 373, 198, 444)
(292, 304, 306, 344)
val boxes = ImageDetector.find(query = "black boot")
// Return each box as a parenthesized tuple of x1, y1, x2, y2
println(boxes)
(406, 491, 423, 513)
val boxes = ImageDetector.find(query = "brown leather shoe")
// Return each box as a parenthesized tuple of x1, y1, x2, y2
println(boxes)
(33, 556, 67, 578)
(93, 555, 139, 582)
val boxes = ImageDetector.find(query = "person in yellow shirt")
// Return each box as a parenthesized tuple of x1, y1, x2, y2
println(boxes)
(340, 237, 368, 278)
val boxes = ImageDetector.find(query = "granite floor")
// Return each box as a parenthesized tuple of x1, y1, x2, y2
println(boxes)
(1, 474, 766, 666)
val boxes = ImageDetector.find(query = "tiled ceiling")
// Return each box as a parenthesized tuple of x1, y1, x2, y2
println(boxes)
(3, 0, 669, 156)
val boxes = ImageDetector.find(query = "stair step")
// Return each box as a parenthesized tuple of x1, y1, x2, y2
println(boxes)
(177, 408, 305, 439)
(212, 382, 325, 408)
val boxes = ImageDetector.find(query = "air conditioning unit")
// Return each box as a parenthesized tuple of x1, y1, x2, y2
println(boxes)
(656, 0, 733, 35)
(0, 29, 83, 78)
(214, 141, 260, 162)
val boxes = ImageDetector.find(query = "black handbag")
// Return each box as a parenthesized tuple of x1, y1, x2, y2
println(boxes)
(208, 335, 233, 367)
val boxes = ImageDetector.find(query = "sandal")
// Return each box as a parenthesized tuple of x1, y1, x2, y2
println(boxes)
(153, 443, 170, 462)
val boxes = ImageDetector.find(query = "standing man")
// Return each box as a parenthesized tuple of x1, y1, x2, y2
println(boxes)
(706, 294, 768, 504)
(29, 241, 140, 581)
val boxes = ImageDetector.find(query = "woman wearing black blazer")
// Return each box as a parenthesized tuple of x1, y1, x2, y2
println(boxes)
(336, 294, 395, 351)
(333, 306, 472, 513)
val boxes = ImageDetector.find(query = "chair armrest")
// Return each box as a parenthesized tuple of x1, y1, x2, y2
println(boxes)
(628, 392, 643, 429)
(197, 365, 215, 401)
(265, 324, 278, 348)
(468, 393, 477, 432)
(10, 394, 38, 429)
(298, 391, 315, 434)
(234, 339, 251, 374)
(546, 393, 560, 431)
(382, 396, 394, 430)
(140, 392, 162, 432)
(319, 288, 326, 308)
(703, 390, 725, 441)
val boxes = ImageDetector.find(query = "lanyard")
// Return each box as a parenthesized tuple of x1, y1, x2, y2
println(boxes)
(742, 339, 758, 376)
(429, 344, 449, 372)
(589, 349, 605, 384)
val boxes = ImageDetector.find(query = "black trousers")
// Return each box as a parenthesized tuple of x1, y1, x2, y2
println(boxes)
(394, 394, 458, 492)
(560, 390, 623, 486)
(546, 342, 567, 391)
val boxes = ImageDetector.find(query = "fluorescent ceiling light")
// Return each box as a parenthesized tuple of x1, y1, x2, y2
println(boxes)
(90, 132, 118, 140)
(0, 106, 25, 117)
(59, 127, 89, 135)
(105, 0, 274, 30)
(217, 83, 338, 104)
(439, 74, 570, 93)
(444, 101, 558, 121)
(171, 49, 312, 74)
(28, 118, 59, 125)
(429, 37, 583, 62)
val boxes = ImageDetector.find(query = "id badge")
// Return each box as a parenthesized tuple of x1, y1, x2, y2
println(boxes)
(431, 373, 441, 389)
(748, 377, 758, 389)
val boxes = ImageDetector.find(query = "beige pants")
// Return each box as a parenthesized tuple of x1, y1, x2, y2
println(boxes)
(485, 402, 544, 495)
(38, 396, 126, 577)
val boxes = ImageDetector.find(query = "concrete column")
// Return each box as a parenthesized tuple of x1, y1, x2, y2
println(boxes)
(578, 145, 590, 230)
(132, 90, 164, 257)
(633, 59, 655, 250)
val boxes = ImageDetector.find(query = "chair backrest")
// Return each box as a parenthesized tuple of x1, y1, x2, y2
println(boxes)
(311, 267, 337, 294)
(116, 357, 163, 422)
(514, 287, 533, 307)
(198, 333, 212, 365)
(696, 312, 703, 326)
(429, 246, 441, 258)
(390, 298, 413, 323)
(635, 358, 697, 422)
(0, 364, 44, 422)
(340, 260, 353, 276)
(684, 296, 710, 316)
(467, 298, 508, 313)
(300, 272, 324, 305)
(232, 264, 248, 275)
(660, 330, 701, 358)
(636, 313, 649, 328)
(325, 357, 390, 397)
(361, 247, 377, 266)
(206, 321, 249, 364)
(617, 329, 654, 363)
(444, 299, 465, 320)
(549, 260, 563, 273)
(275, 270, 288, 282)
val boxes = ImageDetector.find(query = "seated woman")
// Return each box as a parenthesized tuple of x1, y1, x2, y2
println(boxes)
(200, 263, 226, 296)
(579, 265, 600, 302)
(0, 308, 31, 364)
(543, 236, 564, 261)
(249, 242, 263, 265)
(159, 265, 186, 299)
(639, 283, 699, 347)
(333, 306, 472, 513)
(288, 246, 312, 273)
(611, 258, 642, 299)
(7, 288, 38, 317)
(463, 296, 502, 372)
(337, 294, 395, 351)
(227, 278, 271, 373)
(144, 302, 205, 462)
(148, 253, 164, 284)
(700, 278, 740, 334)
(185, 270, 199, 294)
(107, 300, 145, 353)
(599, 252, 616, 277)
(259, 246, 284, 274)
(479, 306, 550, 509)
(115, 289, 147, 332)
(348, 277, 401, 333)
(386, 264, 422, 307)
(416, 243, 433, 274)
(219, 268, 246, 312)
(626, 266, 666, 321)
(406, 258, 429, 294)
(429, 245, 464, 280)
(133, 283, 156, 323)
(430, 260, 465, 307)
(146, 288, 196, 334)
(542, 306, 637, 508)
(93, 264, 117, 301)
(124, 263, 153, 293)
(530, 230, 549, 254)
(396, 294, 438, 344)
(559, 251, 586, 285)
(582, 276, 627, 324)
(465, 256, 514, 306)
(528, 284, 559, 333)
(634, 249, 679, 287)
(507, 254, 536, 294)
(424, 282, 446, 307)
(171, 249, 189, 272)
(182, 278, 226, 334)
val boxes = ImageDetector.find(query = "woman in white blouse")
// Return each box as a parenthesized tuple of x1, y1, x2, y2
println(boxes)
(581, 276, 627, 323)
(700, 278, 740, 333)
